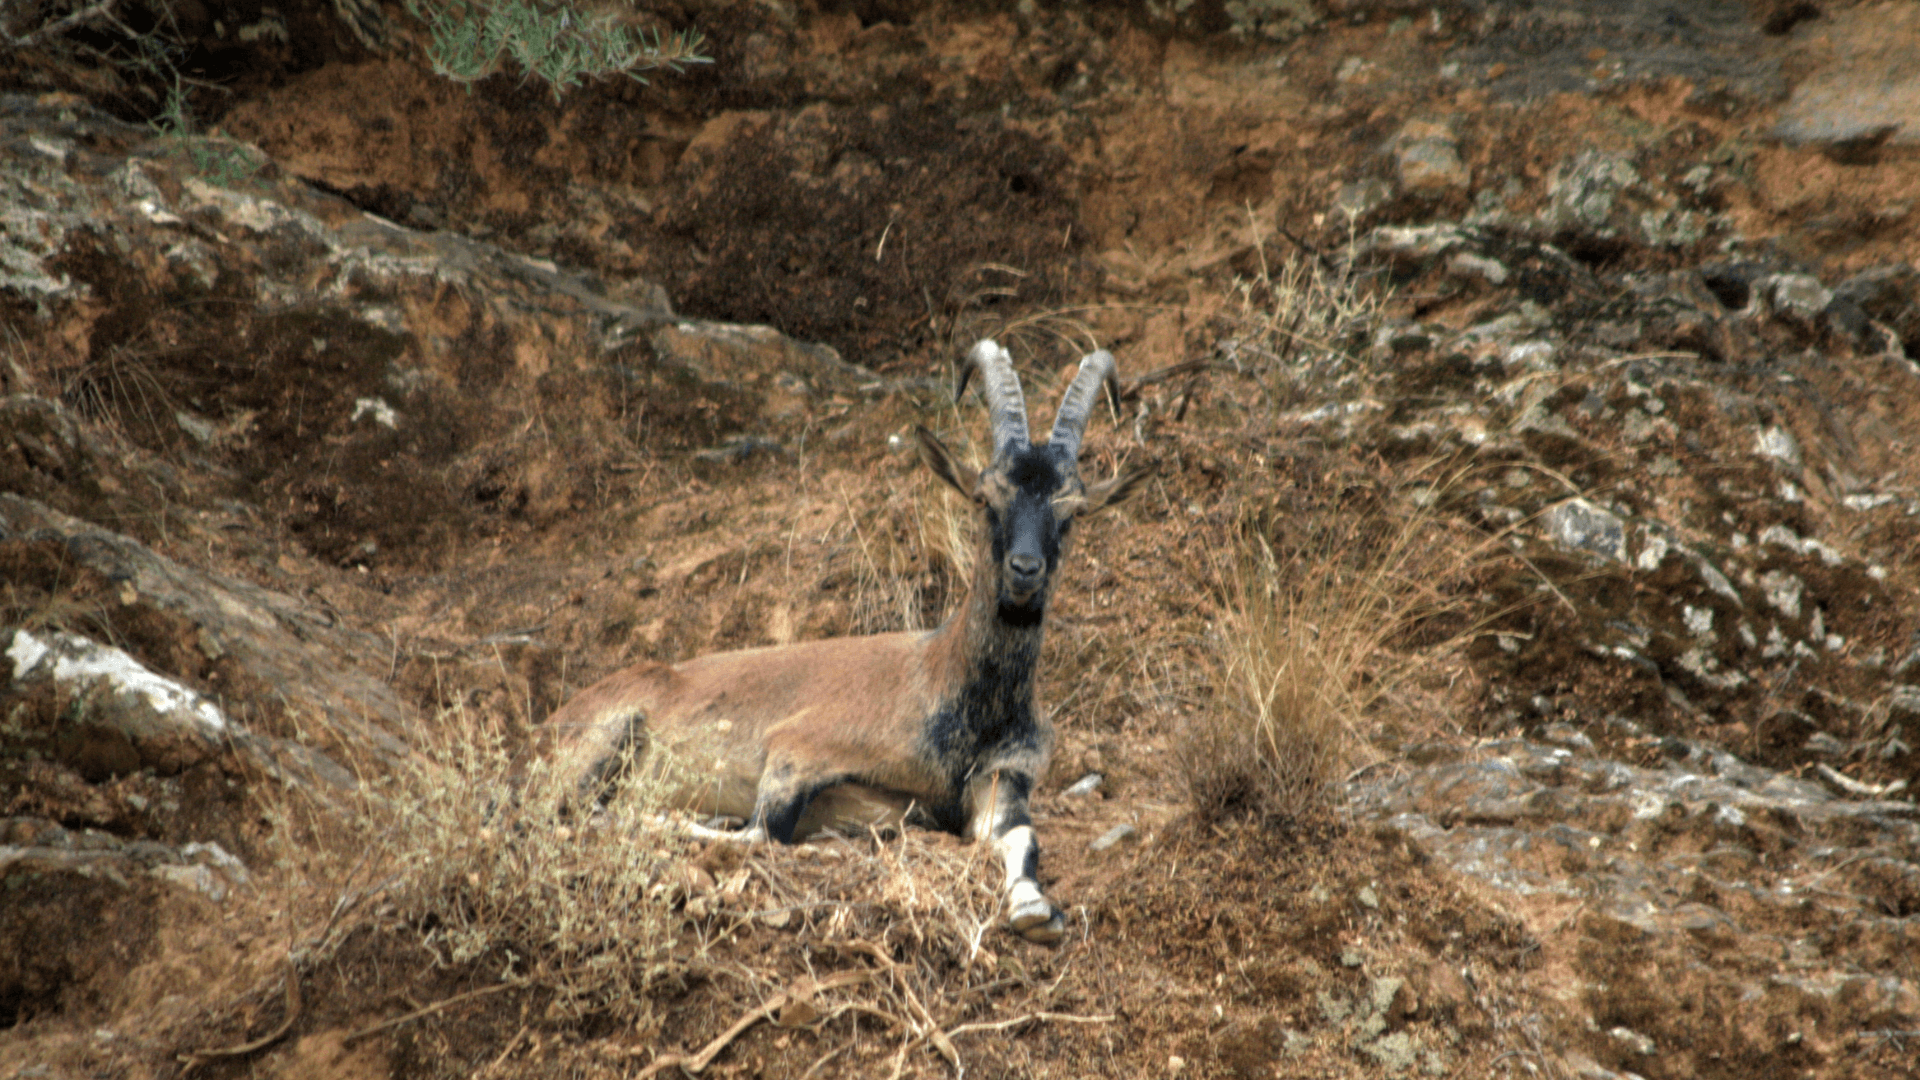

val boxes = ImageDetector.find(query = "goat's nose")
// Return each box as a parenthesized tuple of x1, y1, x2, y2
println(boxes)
(1008, 553, 1043, 578)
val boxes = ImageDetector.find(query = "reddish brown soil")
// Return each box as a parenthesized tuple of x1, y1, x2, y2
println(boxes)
(6, 2, 1920, 1078)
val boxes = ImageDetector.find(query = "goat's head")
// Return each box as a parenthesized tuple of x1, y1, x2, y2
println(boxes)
(916, 340, 1151, 624)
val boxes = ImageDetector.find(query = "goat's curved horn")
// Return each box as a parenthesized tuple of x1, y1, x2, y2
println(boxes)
(954, 339, 1031, 459)
(1047, 349, 1120, 464)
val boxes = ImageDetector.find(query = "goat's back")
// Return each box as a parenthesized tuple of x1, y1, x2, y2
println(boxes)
(538, 631, 945, 821)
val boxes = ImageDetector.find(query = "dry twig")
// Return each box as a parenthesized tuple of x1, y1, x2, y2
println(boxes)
(945, 1010, 1118, 1037)
(4, 0, 118, 48)
(178, 959, 303, 1068)
(342, 983, 516, 1045)
(637, 971, 869, 1079)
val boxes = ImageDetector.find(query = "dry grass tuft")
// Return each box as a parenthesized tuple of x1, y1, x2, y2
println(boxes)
(272, 704, 690, 1030)
(912, 426, 983, 594)
(1172, 211, 1425, 824)
(1216, 213, 1386, 414)
(1181, 473, 1477, 825)
(823, 418, 986, 638)
(59, 339, 182, 449)
(638, 828, 1111, 1079)
(832, 485, 938, 635)
(0, 561, 119, 647)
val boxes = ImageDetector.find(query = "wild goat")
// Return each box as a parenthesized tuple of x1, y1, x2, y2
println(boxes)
(533, 340, 1148, 943)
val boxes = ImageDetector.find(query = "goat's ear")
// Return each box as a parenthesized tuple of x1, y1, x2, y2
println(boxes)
(915, 426, 978, 496)
(1082, 463, 1152, 514)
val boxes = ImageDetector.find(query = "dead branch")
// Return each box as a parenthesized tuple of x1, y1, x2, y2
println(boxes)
(178, 959, 303, 1068)
(341, 983, 516, 1045)
(945, 1011, 1118, 1038)
(4, 0, 118, 49)
(638, 992, 791, 1079)
(845, 939, 960, 1069)
(637, 971, 870, 1079)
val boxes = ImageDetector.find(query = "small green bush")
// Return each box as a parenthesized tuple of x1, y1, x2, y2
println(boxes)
(403, 0, 710, 99)
(150, 83, 263, 188)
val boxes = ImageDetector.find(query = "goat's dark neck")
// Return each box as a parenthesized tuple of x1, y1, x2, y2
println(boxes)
(926, 541, 1045, 713)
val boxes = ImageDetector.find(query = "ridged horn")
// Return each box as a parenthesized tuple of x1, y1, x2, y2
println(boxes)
(954, 339, 1031, 460)
(1046, 349, 1120, 464)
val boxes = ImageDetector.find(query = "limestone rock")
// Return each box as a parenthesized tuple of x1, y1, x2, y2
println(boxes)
(1392, 122, 1470, 195)
(1770, 3, 1920, 149)
(0, 493, 405, 774)
(7, 629, 228, 776)
(1541, 499, 1628, 564)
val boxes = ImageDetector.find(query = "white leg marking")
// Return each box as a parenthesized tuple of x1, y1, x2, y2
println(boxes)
(662, 814, 767, 843)
(996, 824, 1063, 942)
(1007, 878, 1046, 911)
(997, 824, 1037, 890)
(970, 791, 1062, 943)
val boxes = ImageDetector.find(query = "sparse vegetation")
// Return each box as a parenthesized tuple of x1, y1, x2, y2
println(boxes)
(0, 548, 118, 648)
(241, 703, 1121, 1076)
(835, 484, 934, 635)
(150, 81, 262, 187)
(1220, 214, 1386, 413)
(19, 1, 1920, 1071)
(58, 334, 185, 450)
(277, 706, 689, 1029)
(402, 0, 710, 99)
(1182, 485, 1473, 824)
(1175, 229, 1452, 825)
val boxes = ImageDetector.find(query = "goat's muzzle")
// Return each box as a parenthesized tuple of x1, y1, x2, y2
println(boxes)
(1003, 553, 1047, 608)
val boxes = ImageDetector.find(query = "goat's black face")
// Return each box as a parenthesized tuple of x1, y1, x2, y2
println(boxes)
(983, 447, 1079, 622)
(915, 424, 1149, 625)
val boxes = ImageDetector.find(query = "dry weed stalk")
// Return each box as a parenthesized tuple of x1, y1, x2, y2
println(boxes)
(836, 484, 931, 634)
(1218, 211, 1385, 411)
(59, 338, 181, 447)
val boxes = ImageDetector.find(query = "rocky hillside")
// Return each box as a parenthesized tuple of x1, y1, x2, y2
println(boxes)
(3, 2, 1919, 1078)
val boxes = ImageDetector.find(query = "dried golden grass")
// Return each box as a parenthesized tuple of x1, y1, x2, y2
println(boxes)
(1218, 212, 1386, 412)
(821, 413, 987, 639)
(265, 701, 690, 1031)
(1174, 221, 1447, 828)
(640, 829, 1110, 1080)
(1182, 477, 1486, 824)
(832, 483, 933, 635)
(912, 420, 983, 593)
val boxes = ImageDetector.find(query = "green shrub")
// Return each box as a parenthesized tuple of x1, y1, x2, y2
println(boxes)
(403, 0, 710, 99)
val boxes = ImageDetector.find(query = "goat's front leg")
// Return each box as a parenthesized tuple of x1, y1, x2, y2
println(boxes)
(970, 770, 1064, 944)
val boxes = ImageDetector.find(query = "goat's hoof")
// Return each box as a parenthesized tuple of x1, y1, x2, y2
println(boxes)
(1010, 900, 1065, 944)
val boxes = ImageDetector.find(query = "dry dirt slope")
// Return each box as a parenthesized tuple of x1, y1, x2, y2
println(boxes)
(4, 1, 1920, 1078)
